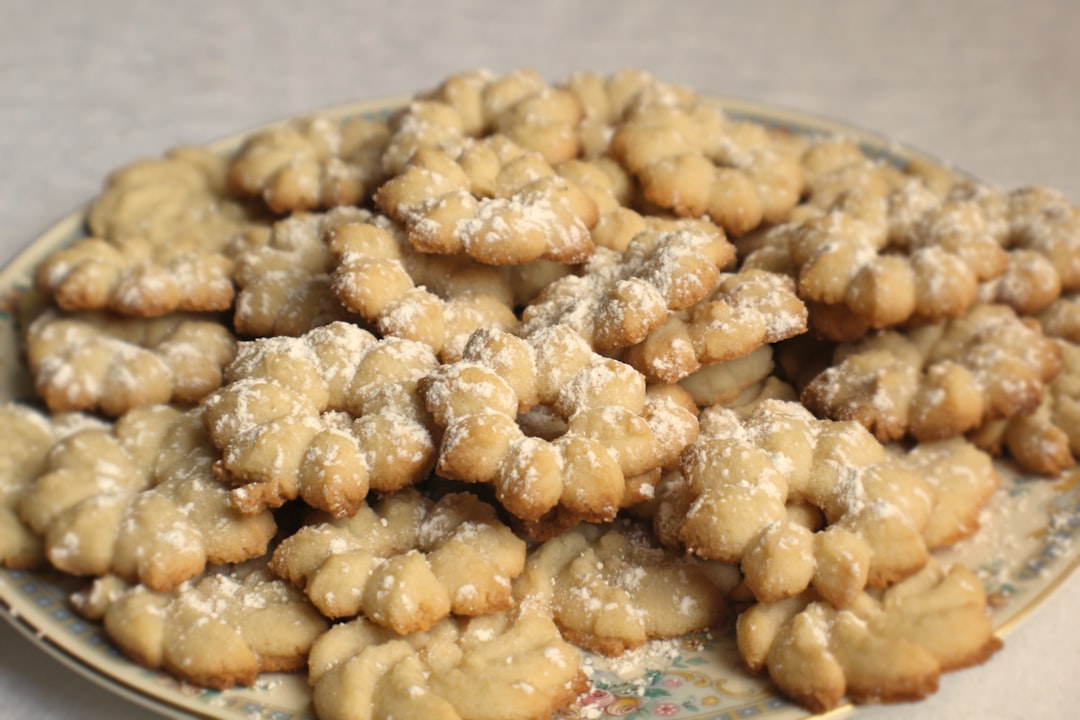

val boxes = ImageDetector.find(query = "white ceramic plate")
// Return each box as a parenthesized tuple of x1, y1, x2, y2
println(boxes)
(1, 96, 1078, 720)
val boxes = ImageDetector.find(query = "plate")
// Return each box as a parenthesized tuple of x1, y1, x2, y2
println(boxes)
(1, 95, 1078, 720)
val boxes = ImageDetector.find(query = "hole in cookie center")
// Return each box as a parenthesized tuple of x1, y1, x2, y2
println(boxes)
(516, 405, 569, 440)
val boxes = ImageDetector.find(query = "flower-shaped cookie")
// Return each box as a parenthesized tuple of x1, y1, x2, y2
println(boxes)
(382, 68, 585, 175)
(618, 267, 807, 383)
(959, 183, 1080, 304)
(202, 321, 439, 517)
(969, 337, 1080, 475)
(272, 489, 525, 634)
(801, 304, 1064, 443)
(993, 314, 1080, 472)
(88, 146, 253, 243)
(736, 560, 1001, 713)
(660, 399, 937, 608)
(419, 326, 698, 528)
(979, 248, 1064, 316)
(1038, 293, 1080, 343)
(230, 207, 371, 337)
(520, 227, 736, 352)
(560, 68, 698, 157)
(513, 520, 735, 656)
(375, 135, 599, 265)
(37, 147, 257, 317)
(0, 404, 105, 569)
(894, 438, 1000, 548)
(308, 608, 587, 720)
(609, 97, 805, 236)
(227, 113, 390, 213)
(25, 309, 237, 416)
(326, 213, 518, 361)
(551, 158, 634, 244)
(554, 153, 730, 257)
(72, 564, 328, 690)
(17, 406, 276, 591)
(796, 137, 913, 212)
(745, 185, 1010, 341)
(36, 236, 238, 318)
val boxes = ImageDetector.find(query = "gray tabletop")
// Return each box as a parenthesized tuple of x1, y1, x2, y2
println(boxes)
(1, 1, 1078, 718)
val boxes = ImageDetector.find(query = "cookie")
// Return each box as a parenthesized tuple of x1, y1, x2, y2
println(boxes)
(202, 322, 439, 517)
(375, 135, 598, 265)
(956, 183, 1080, 296)
(801, 304, 1063, 443)
(508, 382, 702, 529)
(17, 406, 276, 591)
(35, 235, 238, 318)
(736, 560, 1001, 712)
(0, 404, 105, 569)
(663, 398, 937, 607)
(383, 68, 584, 176)
(271, 489, 524, 634)
(420, 325, 698, 528)
(1038, 293, 1080, 342)
(25, 309, 236, 416)
(617, 267, 806, 383)
(230, 207, 371, 337)
(969, 337, 1080, 475)
(743, 182, 1009, 341)
(326, 213, 518, 361)
(551, 157, 635, 247)
(979, 248, 1064, 316)
(674, 345, 778, 407)
(609, 96, 805, 236)
(560, 69, 697, 158)
(72, 563, 328, 689)
(513, 520, 735, 655)
(88, 146, 253, 241)
(308, 608, 587, 720)
(520, 227, 735, 352)
(554, 155, 726, 255)
(36, 147, 257, 317)
(796, 138, 911, 213)
(894, 437, 1001, 548)
(227, 114, 390, 214)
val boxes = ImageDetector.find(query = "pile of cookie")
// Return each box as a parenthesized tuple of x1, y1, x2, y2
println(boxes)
(3, 67, 1078, 718)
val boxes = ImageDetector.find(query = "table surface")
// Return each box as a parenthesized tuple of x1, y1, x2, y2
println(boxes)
(1, 1, 1078, 718)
